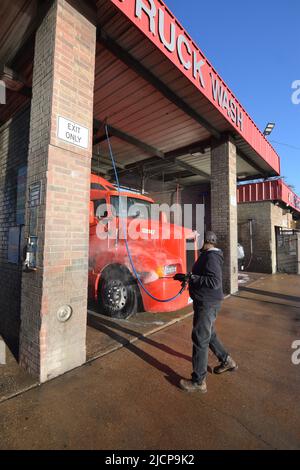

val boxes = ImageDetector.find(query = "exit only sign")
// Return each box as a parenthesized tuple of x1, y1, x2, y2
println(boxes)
(57, 116, 89, 149)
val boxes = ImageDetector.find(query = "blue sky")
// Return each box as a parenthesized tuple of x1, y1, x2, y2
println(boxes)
(167, 0, 300, 194)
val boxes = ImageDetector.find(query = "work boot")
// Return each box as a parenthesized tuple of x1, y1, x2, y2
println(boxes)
(179, 378, 207, 393)
(214, 356, 238, 374)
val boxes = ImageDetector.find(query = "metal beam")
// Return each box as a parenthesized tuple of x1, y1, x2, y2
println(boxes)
(148, 160, 210, 181)
(175, 159, 210, 179)
(93, 133, 107, 145)
(238, 150, 270, 178)
(0, 65, 32, 98)
(236, 174, 266, 183)
(165, 139, 211, 160)
(96, 28, 221, 139)
(146, 162, 177, 179)
(10, 0, 55, 68)
(93, 119, 165, 159)
(11, 0, 97, 68)
(92, 154, 126, 170)
(223, 131, 270, 178)
(114, 138, 212, 176)
(156, 171, 194, 182)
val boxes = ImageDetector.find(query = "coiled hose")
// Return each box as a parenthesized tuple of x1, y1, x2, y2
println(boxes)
(105, 124, 187, 303)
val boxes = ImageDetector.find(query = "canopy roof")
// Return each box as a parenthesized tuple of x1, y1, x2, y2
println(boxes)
(0, 0, 281, 189)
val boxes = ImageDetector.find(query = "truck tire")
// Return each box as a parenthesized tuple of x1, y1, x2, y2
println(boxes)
(98, 265, 139, 319)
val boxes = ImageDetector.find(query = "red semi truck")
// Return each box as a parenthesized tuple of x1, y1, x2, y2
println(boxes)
(88, 174, 198, 318)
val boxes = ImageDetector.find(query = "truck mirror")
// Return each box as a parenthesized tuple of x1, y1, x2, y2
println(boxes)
(159, 211, 168, 224)
(89, 201, 95, 225)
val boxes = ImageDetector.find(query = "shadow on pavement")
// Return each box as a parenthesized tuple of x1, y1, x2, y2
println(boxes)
(233, 294, 300, 309)
(87, 316, 185, 388)
(88, 314, 191, 362)
(239, 287, 300, 304)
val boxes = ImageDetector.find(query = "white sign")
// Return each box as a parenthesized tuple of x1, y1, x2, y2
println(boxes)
(57, 116, 89, 149)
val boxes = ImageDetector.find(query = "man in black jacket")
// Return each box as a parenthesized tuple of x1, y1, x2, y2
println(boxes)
(176, 231, 237, 393)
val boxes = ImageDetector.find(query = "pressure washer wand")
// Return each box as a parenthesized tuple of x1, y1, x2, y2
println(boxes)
(173, 273, 201, 290)
(173, 273, 192, 288)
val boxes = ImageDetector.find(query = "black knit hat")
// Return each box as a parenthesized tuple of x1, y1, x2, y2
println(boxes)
(204, 231, 217, 245)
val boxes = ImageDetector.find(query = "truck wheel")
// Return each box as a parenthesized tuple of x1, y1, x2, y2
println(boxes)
(98, 266, 139, 319)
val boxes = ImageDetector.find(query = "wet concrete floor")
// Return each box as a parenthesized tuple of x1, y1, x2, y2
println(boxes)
(86, 304, 193, 362)
(0, 274, 299, 449)
(0, 338, 38, 404)
(0, 272, 263, 403)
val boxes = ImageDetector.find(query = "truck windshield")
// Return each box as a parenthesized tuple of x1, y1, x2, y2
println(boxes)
(110, 196, 156, 220)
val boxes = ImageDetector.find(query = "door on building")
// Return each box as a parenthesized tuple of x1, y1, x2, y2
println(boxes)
(275, 227, 299, 274)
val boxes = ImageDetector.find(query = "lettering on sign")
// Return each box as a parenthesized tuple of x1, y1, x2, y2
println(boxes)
(57, 116, 89, 149)
(29, 182, 41, 208)
(111, 0, 245, 133)
(135, 0, 206, 88)
(210, 75, 244, 131)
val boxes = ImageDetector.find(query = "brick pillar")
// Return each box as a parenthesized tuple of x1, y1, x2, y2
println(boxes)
(297, 233, 300, 276)
(19, 0, 96, 382)
(211, 137, 238, 295)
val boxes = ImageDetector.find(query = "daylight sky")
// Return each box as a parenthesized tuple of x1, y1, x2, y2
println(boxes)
(167, 0, 300, 194)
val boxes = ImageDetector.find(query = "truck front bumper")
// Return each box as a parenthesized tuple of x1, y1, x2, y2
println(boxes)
(140, 278, 192, 313)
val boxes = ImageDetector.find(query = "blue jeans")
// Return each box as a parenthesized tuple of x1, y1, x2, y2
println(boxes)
(192, 301, 228, 384)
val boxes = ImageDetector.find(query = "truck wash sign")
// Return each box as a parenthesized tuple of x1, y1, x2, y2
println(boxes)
(57, 116, 89, 149)
(110, 0, 280, 173)
(112, 0, 244, 130)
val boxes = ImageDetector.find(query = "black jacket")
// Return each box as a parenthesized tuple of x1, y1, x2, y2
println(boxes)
(189, 248, 224, 303)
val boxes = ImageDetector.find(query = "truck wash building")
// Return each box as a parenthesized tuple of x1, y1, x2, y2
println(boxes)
(0, 0, 282, 382)
(237, 179, 300, 275)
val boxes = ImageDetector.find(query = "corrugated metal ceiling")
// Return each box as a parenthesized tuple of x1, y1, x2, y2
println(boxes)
(0, 0, 37, 65)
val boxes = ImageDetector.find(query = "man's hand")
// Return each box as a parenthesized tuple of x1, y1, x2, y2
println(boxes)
(174, 273, 189, 283)
(173, 273, 190, 289)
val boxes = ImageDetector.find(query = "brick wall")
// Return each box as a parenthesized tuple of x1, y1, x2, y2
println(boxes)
(270, 203, 295, 273)
(238, 201, 294, 274)
(0, 106, 30, 357)
(181, 184, 210, 235)
(19, 0, 96, 381)
(211, 138, 238, 294)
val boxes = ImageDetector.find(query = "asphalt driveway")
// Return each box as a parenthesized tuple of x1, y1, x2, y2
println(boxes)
(0, 274, 299, 450)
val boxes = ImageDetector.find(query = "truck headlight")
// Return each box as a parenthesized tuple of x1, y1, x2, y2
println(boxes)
(156, 265, 177, 277)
